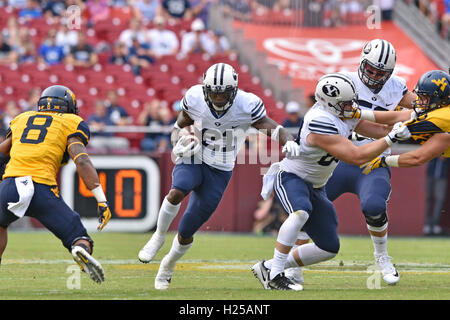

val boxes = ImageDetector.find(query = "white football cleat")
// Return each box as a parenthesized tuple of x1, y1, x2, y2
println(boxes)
(154, 255, 175, 290)
(284, 267, 304, 285)
(71, 246, 105, 284)
(251, 260, 271, 290)
(375, 253, 399, 285)
(138, 232, 165, 263)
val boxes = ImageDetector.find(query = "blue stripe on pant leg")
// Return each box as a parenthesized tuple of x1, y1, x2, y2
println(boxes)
(273, 171, 313, 215)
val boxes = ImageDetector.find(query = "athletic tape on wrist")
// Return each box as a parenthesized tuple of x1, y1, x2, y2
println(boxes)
(360, 109, 376, 122)
(384, 155, 399, 167)
(384, 136, 394, 146)
(91, 185, 107, 203)
(271, 125, 283, 141)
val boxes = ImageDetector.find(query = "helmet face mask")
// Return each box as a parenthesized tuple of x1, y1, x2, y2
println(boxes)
(315, 73, 358, 118)
(359, 60, 393, 90)
(208, 89, 233, 108)
(38, 85, 78, 115)
(202, 63, 238, 114)
(358, 39, 396, 91)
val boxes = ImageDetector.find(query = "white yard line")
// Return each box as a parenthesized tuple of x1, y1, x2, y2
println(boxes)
(3, 258, 450, 273)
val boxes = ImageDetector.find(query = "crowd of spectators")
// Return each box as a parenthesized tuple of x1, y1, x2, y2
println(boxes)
(222, 0, 383, 27)
(0, 0, 236, 151)
(405, 0, 450, 40)
(0, 0, 376, 155)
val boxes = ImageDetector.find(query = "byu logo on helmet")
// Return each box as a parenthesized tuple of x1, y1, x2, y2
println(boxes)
(322, 84, 340, 97)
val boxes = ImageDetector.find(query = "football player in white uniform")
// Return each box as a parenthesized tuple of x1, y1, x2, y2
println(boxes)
(288, 39, 417, 286)
(138, 63, 300, 290)
(252, 73, 411, 290)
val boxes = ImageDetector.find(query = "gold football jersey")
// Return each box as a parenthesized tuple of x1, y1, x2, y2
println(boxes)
(4, 110, 90, 185)
(405, 106, 450, 157)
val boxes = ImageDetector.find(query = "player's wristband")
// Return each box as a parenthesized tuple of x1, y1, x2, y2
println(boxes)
(384, 155, 399, 167)
(271, 125, 283, 141)
(359, 109, 376, 122)
(384, 135, 394, 146)
(91, 185, 107, 203)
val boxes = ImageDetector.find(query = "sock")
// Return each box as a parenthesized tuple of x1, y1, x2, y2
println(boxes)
(284, 251, 301, 269)
(367, 223, 388, 256)
(165, 234, 193, 266)
(370, 234, 388, 256)
(269, 249, 288, 280)
(155, 196, 181, 236)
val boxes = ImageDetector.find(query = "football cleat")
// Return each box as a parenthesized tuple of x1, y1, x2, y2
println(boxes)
(154, 255, 175, 290)
(138, 232, 166, 263)
(251, 260, 271, 290)
(375, 253, 399, 285)
(71, 246, 105, 284)
(284, 267, 304, 285)
(268, 273, 303, 291)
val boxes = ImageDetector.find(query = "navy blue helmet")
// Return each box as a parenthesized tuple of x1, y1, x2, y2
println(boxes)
(37, 85, 78, 115)
(413, 70, 450, 114)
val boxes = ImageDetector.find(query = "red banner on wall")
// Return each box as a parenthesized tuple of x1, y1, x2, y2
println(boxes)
(235, 21, 439, 98)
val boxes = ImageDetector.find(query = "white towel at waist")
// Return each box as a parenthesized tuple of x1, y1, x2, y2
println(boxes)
(260, 162, 281, 200)
(8, 176, 35, 218)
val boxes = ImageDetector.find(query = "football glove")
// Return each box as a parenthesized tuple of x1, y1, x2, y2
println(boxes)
(282, 140, 301, 158)
(97, 201, 112, 231)
(361, 156, 387, 175)
(172, 135, 201, 159)
(342, 106, 362, 119)
(385, 121, 411, 145)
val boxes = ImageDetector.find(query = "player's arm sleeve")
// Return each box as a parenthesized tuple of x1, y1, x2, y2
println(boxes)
(307, 117, 339, 135)
(67, 120, 90, 146)
(250, 98, 266, 124)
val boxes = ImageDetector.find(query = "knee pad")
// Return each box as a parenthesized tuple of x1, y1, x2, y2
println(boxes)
(361, 196, 388, 218)
(70, 236, 94, 254)
(365, 212, 388, 228)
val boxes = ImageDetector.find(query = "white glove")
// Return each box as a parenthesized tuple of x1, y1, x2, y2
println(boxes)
(282, 140, 300, 158)
(172, 135, 201, 159)
(385, 122, 411, 146)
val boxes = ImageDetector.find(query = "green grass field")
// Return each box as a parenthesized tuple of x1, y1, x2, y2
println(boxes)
(1, 231, 450, 300)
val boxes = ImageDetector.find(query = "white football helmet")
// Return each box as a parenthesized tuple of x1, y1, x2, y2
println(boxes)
(315, 73, 358, 117)
(202, 63, 238, 113)
(358, 39, 396, 91)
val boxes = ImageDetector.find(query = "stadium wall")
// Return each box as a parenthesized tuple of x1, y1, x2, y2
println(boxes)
(156, 152, 430, 236)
